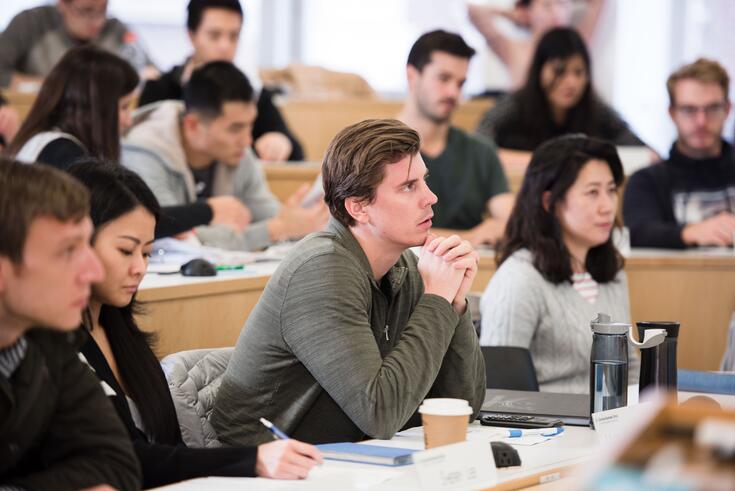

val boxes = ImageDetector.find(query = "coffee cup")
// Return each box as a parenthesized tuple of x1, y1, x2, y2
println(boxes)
(418, 398, 473, 449)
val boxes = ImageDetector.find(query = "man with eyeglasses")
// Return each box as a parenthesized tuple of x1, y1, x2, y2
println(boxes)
(0, 0, 156, 91)
(623, 58, 735, 248)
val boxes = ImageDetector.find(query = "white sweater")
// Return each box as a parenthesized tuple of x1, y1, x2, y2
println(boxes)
(480, 249, 639, 394)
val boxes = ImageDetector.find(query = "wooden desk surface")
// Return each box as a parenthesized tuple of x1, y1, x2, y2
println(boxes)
(138, 248, 735, 370)
(262, 161, 321, 202)
(137, 264, 277, 358)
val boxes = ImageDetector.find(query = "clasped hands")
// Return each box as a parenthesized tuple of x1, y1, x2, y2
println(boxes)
(418, 234, 479, 315)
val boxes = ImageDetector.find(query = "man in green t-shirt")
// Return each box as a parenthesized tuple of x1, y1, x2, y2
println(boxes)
(398, 30, 514, 246)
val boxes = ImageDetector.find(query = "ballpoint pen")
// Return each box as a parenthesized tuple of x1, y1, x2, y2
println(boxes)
(505, 427, 564, 438)
(259, 417, 290, 440)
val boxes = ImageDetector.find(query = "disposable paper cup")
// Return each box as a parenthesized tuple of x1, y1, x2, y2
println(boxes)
(418, 398, 472, 449)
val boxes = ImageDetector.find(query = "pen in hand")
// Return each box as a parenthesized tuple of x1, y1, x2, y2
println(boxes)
(260, 417, 290, 440)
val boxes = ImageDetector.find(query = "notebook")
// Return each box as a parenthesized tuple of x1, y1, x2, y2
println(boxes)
(481, 389, 590, 426)
(316, 443, 416, 466)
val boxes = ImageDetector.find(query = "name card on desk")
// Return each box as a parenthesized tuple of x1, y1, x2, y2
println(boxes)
(592, 402, 655, 441)
(412, 441, 497, 490)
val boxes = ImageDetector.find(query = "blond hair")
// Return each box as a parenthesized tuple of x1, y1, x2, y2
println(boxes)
(667, 58, 730, 106)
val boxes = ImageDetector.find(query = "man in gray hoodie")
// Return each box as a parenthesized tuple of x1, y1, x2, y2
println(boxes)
(123, 61, 327, 251)
(212, 118, 486, 445)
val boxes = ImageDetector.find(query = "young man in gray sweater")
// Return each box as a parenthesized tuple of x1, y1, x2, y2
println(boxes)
(212, 119, 486, 445)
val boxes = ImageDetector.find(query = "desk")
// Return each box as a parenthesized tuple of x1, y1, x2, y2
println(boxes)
(281, 98, 494, 161)
(151, 390, 735, 491)
(137, 263, 278, 358)
(4, 90, 36, 120)
(475, 248, 735, 371)
(152, 422, 597, 490)
(262, 161, 321, 202)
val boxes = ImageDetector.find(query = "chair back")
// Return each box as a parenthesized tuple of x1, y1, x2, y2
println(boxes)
(482, 346, 539, 391)
(160, 347, 233, 448)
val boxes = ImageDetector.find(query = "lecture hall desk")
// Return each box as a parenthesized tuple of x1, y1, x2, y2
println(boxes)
(138, 248, 735, 372)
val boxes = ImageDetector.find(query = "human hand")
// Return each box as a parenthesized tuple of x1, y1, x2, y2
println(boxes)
(681, 212, 735, 246)
(418, 234, 466, 304)
(425, 234, 478, 314)
(255, 439, 323, 480)
(255, 132, 293, 161)
(268, 185, 329, 241)
(207, 195, 252, 232)
(80, 486, 117, 491)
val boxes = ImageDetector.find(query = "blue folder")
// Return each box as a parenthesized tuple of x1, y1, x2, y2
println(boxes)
(678, 369, 735, 395)
(316, 442, 416, 466)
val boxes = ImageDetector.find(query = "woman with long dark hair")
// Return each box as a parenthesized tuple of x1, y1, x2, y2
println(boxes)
(9, 45, 138, 167)
(68, 160, 321, 489)
(477, 27, 644, 170)
(7, 45, 250, 238)
(479, 135, 638, 393)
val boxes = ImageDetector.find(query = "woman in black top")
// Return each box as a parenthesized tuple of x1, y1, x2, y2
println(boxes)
(6, 45, 250, 239)
(69, 161, 322, 489)
(477, 27, 644, 171)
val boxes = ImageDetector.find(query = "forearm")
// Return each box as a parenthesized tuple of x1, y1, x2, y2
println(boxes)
(629, 222, 687, 249)
(286, 291, 460, 439)
(155, 202, 213, 239)
(427, 308, 486, 418)
(134, 440, 256, 489)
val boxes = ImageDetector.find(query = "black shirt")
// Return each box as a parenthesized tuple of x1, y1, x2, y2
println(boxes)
(477, 93, 644, 151)
(623, 140, 735, 248)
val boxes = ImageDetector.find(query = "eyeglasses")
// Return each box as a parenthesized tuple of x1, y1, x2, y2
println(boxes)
(673, 102, 729, 119)
(65, 2, 107, 21)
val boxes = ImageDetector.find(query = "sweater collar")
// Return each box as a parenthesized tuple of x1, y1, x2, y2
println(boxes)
(327, 218, 408, 296)
(668, 139, 733, 168)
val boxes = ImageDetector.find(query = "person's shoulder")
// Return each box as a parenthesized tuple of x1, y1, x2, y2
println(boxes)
(450, 126, 496, 150)
(3, 5, 58, 35)
(628, 158, 669, 185)
(495, 249, 546, 284)
(278, 232, 361, 277)
(9, 5, 56, 23)
(479, 94, 523, 129)
(26, 327, 86, 359)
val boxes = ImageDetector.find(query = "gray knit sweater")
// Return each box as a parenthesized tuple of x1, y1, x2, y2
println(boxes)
(479, 249, 639, 394)
(211, 218, 486, 445)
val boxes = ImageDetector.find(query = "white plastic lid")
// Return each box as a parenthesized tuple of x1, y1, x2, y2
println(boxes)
(418, 398, 473, 416)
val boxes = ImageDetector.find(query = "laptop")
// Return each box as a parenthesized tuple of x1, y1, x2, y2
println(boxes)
(480, 389, 590, 426)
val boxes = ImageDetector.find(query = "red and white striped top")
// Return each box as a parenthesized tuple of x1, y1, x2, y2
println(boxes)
(572, 272, 599, 304)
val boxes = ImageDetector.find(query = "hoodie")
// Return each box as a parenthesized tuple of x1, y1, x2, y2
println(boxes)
(122, 101, 280, 251)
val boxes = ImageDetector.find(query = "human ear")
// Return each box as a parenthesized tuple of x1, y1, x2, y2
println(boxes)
(0, 257, 11, 295)
(344, 197, 369, 224)
(541, 191, 552, 212)
(406, 65, 420, 91)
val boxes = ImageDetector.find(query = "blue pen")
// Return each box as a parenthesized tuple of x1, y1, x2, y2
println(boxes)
(505, 426, 564, 438)
(260, 417, 290, 440)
